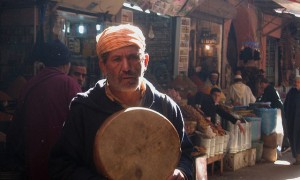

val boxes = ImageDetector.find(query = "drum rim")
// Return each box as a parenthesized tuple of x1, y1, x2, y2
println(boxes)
(93, 107, 181, 179)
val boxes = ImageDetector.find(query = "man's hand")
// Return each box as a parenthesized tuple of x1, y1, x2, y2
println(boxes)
(237, 121, 245, 134)
(167, 169, 186, 180)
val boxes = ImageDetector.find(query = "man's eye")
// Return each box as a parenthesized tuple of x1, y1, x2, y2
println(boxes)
(112, 57, 122, 62)
(128, 54, 140, 61)
(74, 72, 80, 76)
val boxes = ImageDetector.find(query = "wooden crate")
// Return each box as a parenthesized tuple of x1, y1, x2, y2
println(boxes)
(224, 148, 256, 171)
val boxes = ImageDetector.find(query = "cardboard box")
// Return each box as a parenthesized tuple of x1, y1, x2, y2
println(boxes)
(224, 148, 256, 171)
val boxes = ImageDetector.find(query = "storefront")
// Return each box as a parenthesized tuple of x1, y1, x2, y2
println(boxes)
(1, 0, 300, 178)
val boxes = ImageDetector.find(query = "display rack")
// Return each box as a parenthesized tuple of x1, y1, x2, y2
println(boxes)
(266, 37, 277, 84)
(174, 17, 191, 77)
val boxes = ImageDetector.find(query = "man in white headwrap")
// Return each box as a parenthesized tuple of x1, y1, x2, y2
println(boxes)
(49, 24, 194, 179)
(227, 74, 256, 106)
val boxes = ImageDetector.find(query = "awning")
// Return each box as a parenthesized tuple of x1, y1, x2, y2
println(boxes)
(273, 0, 300, 17)
(124, 0, 205, 16)
(55, 0, 124, 15)
(188, 0, 237, 24)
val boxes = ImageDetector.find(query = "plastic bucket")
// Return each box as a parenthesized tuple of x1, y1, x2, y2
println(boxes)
(254, 108, 277, 135)
(210, 138, 216, 157)
(244, 117, 262, 142)
(223, 133, 230, 153)
(227, 122, 239, 153)
(215, 136, 220, 155)
(218, 136, 224, 154)
(200, 137, 211, 157)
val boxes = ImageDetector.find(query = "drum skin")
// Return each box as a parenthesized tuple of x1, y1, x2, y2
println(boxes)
(94, 107, 181, 180)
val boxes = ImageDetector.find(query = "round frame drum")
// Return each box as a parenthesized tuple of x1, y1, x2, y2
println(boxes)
(94, 107, 181, 180)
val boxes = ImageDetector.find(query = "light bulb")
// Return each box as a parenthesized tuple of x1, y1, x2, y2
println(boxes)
(78, 25, 85, 34)
(96, 24, 101, 31)
(205, 45, 211, 50)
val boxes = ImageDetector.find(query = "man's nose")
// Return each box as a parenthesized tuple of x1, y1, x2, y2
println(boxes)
(120, 57, 131, 70)
(78, 76, 84, 81)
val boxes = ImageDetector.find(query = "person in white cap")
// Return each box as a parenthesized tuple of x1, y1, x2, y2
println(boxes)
(227, 74, 256, 106)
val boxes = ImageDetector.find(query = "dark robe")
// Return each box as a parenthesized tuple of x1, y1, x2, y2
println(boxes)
(284, 87, 300, 157)
(259, 84, 290, 148)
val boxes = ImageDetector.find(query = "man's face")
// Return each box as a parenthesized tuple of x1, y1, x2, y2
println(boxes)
(69, 66, 87, 86)
(210, 74, 218, 85)
(99, 46, 149, 93)
(211, 92, 221, 104)
(259, 82, 267, 91)
(295, 80, 300, 90)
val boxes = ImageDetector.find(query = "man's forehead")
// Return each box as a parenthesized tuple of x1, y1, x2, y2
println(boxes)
(72, 66, 87, 71)
(109, 46, 140, 55)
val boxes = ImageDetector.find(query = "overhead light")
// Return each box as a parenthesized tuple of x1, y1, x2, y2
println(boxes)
(78, 24, 85, 34)
(96, 24, 101, 31)
(62, 24, 66, 33)
(274, 7, 300, 17)
(123, 2, 150, 13)
(274, 8, 286, 14)
(205, 45, 211, 50)
(123, 2, 143, 12)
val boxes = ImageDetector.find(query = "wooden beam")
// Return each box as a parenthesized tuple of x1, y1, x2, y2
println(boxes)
(262, 19, 291, 36)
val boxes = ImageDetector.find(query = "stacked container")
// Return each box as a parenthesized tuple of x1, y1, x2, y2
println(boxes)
(200, 137, 211, 157)
(227, 121, 239, 153)
(210, 137, 216, 157)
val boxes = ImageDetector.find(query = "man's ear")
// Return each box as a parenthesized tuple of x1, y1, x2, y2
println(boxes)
(144, 53, 149, 68)
(98, 59, 106, 76)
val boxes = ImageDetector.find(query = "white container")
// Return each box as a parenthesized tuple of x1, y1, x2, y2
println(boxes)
(219, 136, 224, 154)
(228, 122, 239, 153)
(215, 135, 224, 155)
(210, 138, 216, 157)
(200, 137, 211, 157)
(215, 136, 220, 155)
(245, 122, 252, 149)
(238, 123, 246, 151)
(223, 133, 230, 153)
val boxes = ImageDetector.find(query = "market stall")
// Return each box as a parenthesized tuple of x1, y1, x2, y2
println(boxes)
(182, 103, 256, 174)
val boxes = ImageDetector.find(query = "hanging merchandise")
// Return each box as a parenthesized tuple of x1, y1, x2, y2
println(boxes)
(239, 46, 260, 63)
(253, 49, 261, 61)
(239, 47, 253, 64)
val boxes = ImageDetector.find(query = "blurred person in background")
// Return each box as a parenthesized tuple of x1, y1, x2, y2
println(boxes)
(69, 57, 87, 90)
(5, 39, 81, 180)
(227, 74, 256, 106)
(189, 87, 245, 133)
(200, 71, 226, 103)
(284, 76, 300, 165)
(258, 78, 290, 153)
